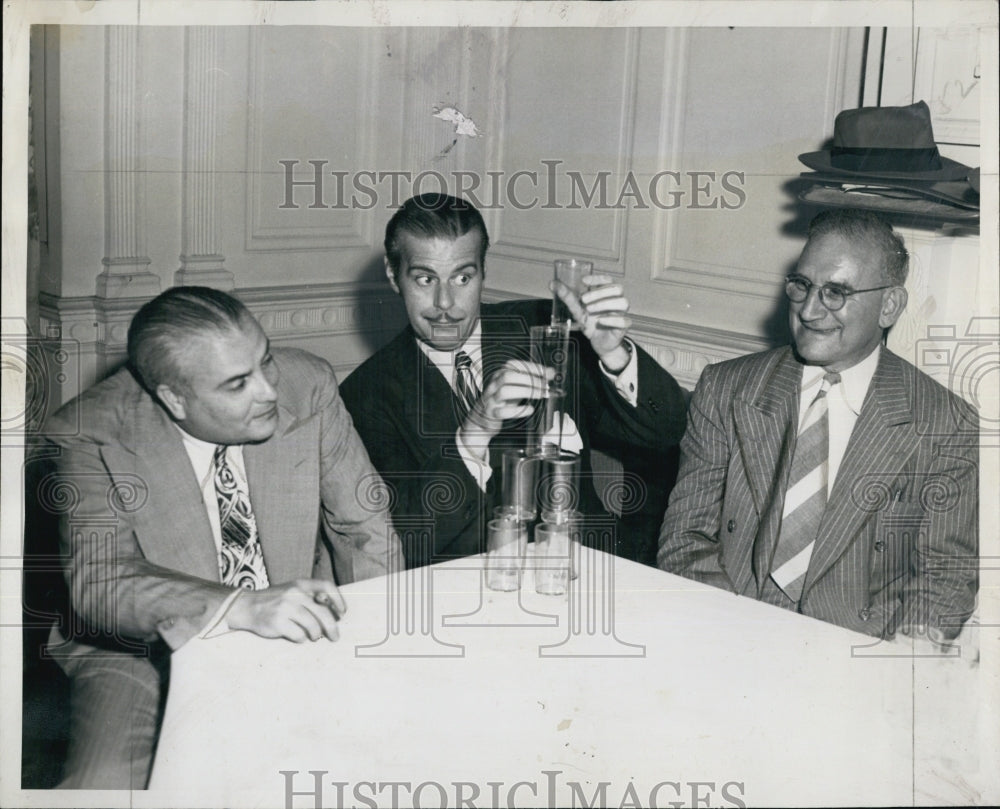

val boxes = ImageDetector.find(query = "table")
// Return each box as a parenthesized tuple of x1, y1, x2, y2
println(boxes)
(142, 548, 998, 808)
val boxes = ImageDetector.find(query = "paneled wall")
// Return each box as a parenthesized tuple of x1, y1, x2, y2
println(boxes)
(32, 24, 986, 411)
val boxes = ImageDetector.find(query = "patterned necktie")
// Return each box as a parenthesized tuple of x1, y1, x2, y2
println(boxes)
(770, 371, 841, 602)
(214, 445, 270, 590)
(454, 350, 481, 420)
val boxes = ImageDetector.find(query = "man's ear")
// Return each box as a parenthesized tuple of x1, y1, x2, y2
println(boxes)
(384, 258, 400, 295)
(879, 286, 908, 329)
(157, 384, 187, 421)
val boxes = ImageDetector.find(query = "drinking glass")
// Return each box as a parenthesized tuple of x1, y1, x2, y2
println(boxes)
(533, 521, 573, 596)
(552, 259, 592, 328)
(529, 324, 571, 452)
(500, 449, 537, 521)
(485, 516, 526, 592)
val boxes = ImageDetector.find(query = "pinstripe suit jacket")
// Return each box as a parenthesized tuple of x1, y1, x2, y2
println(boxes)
(657, 346, 978, 638)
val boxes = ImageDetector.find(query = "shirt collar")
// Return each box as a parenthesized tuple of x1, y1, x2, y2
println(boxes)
(417, 320, 484, 376)
(175, 425, 246, 487)
(799, 344, 880, 417)
(175, 424, 218, 487)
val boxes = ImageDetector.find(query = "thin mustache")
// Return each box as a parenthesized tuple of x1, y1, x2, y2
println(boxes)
(426, 314, 465, 324)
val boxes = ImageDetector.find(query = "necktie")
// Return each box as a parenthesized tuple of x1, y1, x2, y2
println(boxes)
(770, 371, 841, 602)
(454, 350, 481, 421)
(214, 445, 270, 590)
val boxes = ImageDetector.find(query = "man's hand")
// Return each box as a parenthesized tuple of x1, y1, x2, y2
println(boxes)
(552, 273, 632, 370)
(459, 359, 553, 459)
(226, 579, 346, 642)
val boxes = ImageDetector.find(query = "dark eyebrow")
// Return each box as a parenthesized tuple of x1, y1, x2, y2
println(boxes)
(405, 263, 479, 277)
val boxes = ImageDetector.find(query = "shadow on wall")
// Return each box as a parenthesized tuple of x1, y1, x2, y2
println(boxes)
(760, 177, 832, 349)
(352, 254, 409, 356)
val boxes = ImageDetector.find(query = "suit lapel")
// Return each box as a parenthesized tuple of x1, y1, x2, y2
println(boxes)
(244, 403, 318, 584)
(732, 349, 801, 593)
(106, 395, 220, 580)
(803, 349, 918, 593)
(733, 349, 801, 513)
(408, 333, 464, 439)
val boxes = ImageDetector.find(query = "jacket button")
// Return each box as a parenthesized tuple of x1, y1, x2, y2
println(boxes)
(647, 398, 659, 413)
(874, 540, 885, 552)
(727, 519, 736, 533)
(859, 607, 871, 621)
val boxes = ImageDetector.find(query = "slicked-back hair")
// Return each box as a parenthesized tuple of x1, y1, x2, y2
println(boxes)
(384, 193, 489, 279)
(807, 208, 909, 286)
(127, 286, 253, 393)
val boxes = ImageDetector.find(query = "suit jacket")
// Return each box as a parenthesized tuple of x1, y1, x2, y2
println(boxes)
(43, 348, 401, 661)
(657, 345, 978, 639)
(340, 299, 687, 568)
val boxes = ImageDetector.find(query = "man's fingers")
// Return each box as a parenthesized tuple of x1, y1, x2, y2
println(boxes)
(550, 280, 587, 321)
(580, 284, 625, 306)
(582, 273, 614, 288)
(304, 579, 347, 618)
(590, 314, 632, 331)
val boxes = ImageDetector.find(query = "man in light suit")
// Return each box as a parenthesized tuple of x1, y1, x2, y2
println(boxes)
(658, 209, 978, 642)
(340, 193, 687, 568)
(42, 286, 402, 788)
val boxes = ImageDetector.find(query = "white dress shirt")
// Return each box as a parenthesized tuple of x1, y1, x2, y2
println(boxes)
(797, 345, 880, 494)
(417, 322, 641, 491)
(176, 425, 252, 635)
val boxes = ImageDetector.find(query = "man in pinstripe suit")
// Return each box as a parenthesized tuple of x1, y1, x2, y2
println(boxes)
(658, 210, 978, 642)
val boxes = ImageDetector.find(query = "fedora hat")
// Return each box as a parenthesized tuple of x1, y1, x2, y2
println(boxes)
(799, 101, 971, 181)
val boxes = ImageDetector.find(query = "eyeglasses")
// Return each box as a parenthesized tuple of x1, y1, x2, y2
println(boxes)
(785, 275, 894, 312)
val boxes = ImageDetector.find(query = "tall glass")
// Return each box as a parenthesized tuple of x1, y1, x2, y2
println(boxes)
(533, 522, 572, 596)
(529, 324, 571, 454)
(552, 259, 592, 328)
(500, 448, 536, 522)
(485, 516, 526, 592)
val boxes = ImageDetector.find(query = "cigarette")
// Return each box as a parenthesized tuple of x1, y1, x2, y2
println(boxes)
(313, 592, 341, 619)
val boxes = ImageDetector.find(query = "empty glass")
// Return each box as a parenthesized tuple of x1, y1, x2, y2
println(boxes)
(552, 258, 592, 328)
(500, 448, 537, 522)
(533, 521, 573, 596)
(529, 324, 571, 453)
(485, 516, 526, 592)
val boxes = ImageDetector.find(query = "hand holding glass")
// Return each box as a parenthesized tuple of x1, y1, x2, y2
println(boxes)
(552, 259, 592, 328)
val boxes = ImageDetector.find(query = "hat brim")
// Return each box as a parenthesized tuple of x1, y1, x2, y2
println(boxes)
(798, 150, 971, 181)
(801, 171, 979, 209)
(798, 185, 979, 223)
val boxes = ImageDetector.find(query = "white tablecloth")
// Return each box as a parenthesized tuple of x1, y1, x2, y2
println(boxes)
(142, 548, 997, 808)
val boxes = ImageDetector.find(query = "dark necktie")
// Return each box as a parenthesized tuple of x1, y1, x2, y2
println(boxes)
(214, 445, 270, 590)
(770, 371, 841, 602)
(454, 350, 481, 421)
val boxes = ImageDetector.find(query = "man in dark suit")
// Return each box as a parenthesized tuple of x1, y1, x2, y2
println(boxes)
(42, 286, 402, 788)
(340, 193, 687, 569)
(658, 209, 978, 643)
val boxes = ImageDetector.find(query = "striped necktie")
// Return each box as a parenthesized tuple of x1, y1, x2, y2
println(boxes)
(214, 445, 270, 590)
(454, 350, 480, 420)
(770, 371, 841, 602)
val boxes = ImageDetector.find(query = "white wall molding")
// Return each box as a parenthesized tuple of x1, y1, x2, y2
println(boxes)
(482, 288, 769, 389)
(244, 28, 378, 252)
(486, 28, 639, 273)
(177, 27, 232, 289)
(40, 283, 764, 403)
(97, 26, 160, 299)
